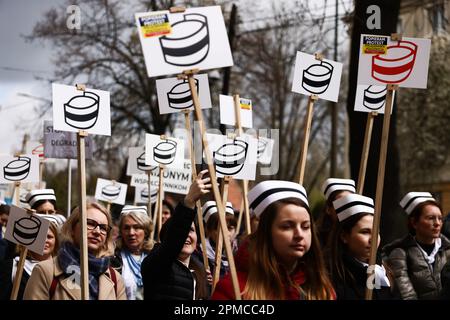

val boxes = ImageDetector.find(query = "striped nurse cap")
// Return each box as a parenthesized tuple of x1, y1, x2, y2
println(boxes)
(121, 205, 148, 217)
(36, 213, 67, 227)
(248, 180, 309, 218)
(26, 189, 56, 208)
(333, 194, 374, 222)
(399, 192, 437, 215)
(202, 201, 235, 223)
(321, 178, 356, 200)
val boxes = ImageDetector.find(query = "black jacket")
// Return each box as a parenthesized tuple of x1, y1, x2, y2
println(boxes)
(0, 258, 30, 300)
(141, 203, 209, 300)
(332, 253, 397, 300)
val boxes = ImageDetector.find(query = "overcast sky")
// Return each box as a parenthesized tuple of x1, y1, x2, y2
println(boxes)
(0, 0, 67, 154)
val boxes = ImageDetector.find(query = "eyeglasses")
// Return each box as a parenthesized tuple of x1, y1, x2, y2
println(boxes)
(86, 218, 111, 235)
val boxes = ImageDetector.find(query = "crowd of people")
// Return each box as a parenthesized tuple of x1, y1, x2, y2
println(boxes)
(0, 172, 449, 300)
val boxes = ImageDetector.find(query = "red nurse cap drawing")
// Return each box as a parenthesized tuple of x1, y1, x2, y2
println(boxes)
(371, 40, 417, 84)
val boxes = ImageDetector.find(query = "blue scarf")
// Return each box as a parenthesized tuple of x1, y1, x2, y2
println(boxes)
(58, 242, 110, 300)
(123, 249, 146, 287)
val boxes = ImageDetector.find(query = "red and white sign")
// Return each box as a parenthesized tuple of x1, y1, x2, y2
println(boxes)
(357, 35, 431, 89)
(26, 141, 44, 159)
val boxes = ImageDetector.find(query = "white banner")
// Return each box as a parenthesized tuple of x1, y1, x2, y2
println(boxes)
(130, 161, 192, 195)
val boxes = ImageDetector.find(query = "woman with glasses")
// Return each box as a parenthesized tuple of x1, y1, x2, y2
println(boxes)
(111, 205, 154, 300)
(24, 202, 127, 300)
(383, 192, 450, 299)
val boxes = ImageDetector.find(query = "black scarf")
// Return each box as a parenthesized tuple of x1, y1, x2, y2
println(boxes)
(58, 242, 110, 300)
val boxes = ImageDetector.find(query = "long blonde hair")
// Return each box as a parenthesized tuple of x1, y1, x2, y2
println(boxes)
(60, 202, 114, 257)
(243, 198, 335, 300)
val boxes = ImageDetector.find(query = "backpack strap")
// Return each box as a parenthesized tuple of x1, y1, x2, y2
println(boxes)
(109, 266, 117, 297)
(49, 276, 59, 300)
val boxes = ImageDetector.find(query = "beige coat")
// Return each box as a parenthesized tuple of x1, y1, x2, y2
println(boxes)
(23, 257, 127, 300)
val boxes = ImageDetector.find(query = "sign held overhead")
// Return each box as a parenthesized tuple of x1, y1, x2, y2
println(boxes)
(135, 6, 233, 77)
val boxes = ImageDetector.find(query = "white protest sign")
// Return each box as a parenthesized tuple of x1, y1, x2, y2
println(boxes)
(43, 121, 94, 159)
(52, 83, 111, 136)
(135, 6, 233, 77)
(354, 85, 396, 114)
(26, 141, 44, 160)
(219, 95, 253, 128)
(156, 74, 212, 114)
(130, 161, 192, 195)
(0, 155, 40, 184)
(4, 206, 50, 255)
(205, 133, 257, 181)
(127, 147, 157, 176)
(145, 134, 185, 169)
(257, 137, 275, 165)
(292, 51, 343, 102)
(134, 186, 158, 205)
(94, 178, 128, 205)
(357, 35, 431, 88)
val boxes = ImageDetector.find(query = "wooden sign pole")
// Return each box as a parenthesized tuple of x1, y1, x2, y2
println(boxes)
(235, 198, 244, 235)
(10, 244, 28, 300)
(67, 159, 72, 216)
(147, 170, 152, 218)
(233, 95, 251, 235)
(150, 186, 159, 241)
(183, 109, 209, 270)
(39, 159, 45, 189)
(298, 94, 318, 184)
(365, 84, 397, 300)
(212, 175, 231, 291)
(357, 112, 377, 194)
(157, 164, 164, 241)
(150, 200, 158, 240)
(77, 129, 89, 300)
(14, 182, 20, 206)
(184, 69, 241, 300)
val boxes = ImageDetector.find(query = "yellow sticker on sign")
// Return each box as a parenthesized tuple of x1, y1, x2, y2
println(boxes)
(139, 13, 171, 38)
(240, 98, 252, 110)
(362, 35, 388, 55)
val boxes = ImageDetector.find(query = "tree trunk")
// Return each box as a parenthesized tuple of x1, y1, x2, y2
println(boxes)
(347, 0, 405, 245)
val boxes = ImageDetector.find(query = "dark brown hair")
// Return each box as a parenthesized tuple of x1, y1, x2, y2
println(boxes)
(205, 213, 237, 236)
(244, 197, 335, 299)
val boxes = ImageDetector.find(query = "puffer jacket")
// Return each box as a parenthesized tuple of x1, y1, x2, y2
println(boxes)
(383, 234, 450, 300)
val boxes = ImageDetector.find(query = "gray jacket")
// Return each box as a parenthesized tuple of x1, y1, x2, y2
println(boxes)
(383, 234, 450, 300)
